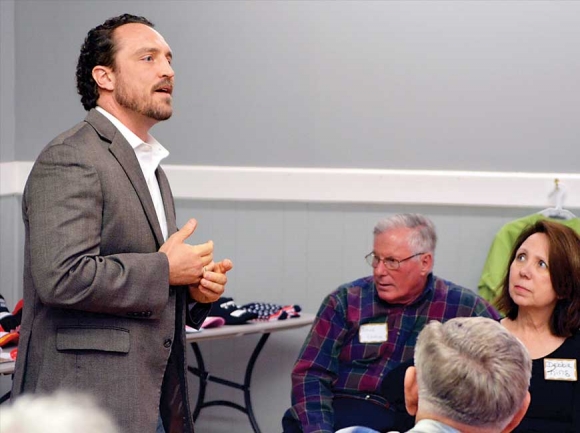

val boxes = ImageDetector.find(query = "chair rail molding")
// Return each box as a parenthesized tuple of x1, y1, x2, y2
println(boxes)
(2, 161, 579, 208)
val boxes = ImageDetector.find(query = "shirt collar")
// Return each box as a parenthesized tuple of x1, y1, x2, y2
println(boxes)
(95, 106, 169, 158)
(413, 419, 461, 433)
(409, 273, 435, 306)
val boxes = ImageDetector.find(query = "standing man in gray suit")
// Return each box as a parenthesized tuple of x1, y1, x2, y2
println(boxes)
(11, 14, 233, 433)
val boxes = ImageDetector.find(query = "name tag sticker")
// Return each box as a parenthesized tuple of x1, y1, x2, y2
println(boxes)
(359, 323, 388, 343)
(544, 358, 577, 381)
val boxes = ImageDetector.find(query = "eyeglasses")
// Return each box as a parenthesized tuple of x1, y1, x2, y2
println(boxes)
(365, 252, 426, 270)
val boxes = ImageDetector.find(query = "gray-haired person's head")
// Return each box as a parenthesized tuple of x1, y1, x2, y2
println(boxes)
(414, 317, 531, 432)
(0, 391, 120, 433)
(373, 213, 437, 254)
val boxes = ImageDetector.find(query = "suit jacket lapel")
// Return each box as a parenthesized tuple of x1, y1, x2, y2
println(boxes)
(84, 109, 166, 247)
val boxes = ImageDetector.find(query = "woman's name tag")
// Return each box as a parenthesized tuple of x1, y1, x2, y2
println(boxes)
(544, 358, 577, 381)
(359, 323, 388, 343)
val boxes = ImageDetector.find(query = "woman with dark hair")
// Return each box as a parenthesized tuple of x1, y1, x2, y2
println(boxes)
(496, 220, 580, 432)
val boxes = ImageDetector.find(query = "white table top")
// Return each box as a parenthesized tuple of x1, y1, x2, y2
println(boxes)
(187, 313, 315, 343)
(0, 314, 315, 376)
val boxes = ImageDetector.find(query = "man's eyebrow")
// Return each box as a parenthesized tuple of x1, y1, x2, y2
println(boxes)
(134, 47, 173, 59)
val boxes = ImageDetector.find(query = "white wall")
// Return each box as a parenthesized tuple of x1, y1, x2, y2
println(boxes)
(11, 1, 580, 172)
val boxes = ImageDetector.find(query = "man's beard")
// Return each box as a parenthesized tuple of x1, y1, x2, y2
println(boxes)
(115, 82, 172, 121)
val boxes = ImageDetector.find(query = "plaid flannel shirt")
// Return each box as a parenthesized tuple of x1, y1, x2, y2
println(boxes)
(287, 273, 500, 433)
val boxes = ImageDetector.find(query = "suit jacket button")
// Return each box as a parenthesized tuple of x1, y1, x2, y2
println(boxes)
(164, 339, 172, 348)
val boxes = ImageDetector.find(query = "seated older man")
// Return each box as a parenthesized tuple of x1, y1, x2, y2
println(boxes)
(282, 214, 500, 433)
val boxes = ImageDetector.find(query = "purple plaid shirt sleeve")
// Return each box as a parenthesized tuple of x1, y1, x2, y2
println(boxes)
(286, 274, 500, 433)
(288, 290, 349, 432)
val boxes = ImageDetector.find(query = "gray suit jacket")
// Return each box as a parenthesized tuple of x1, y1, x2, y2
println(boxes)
(12, 109, 207, 433)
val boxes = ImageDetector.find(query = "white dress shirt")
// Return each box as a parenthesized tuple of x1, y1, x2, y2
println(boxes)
(96, 107, 169, 241)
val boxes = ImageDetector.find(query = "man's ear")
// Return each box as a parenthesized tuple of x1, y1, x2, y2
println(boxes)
(404, 366, 419, 416)
(92, 65, 115, 91)
(420, 252, 433, 276)
(501, 391, 530, 433)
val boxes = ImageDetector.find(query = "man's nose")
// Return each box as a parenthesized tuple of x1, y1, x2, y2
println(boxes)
(374, 260, 390, 274)
(161, 58, 174, 78)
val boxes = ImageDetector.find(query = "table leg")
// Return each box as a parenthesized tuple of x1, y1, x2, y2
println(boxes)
(243, 333, 270, 433)
(0, 390, 10, 404)
(189, 342, 207, 421)
(187, 333, 271, 433)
